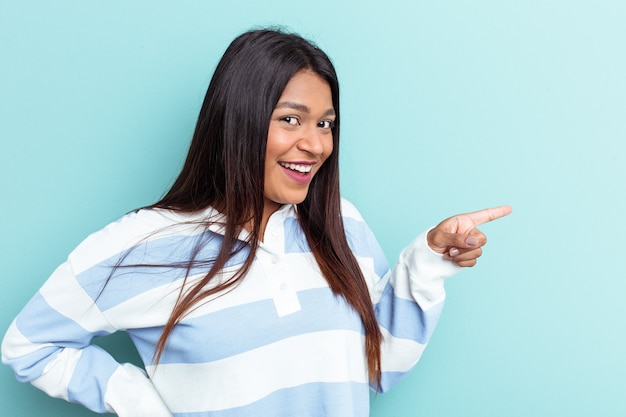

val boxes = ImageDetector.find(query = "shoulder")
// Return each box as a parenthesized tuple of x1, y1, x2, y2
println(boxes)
(68, 207, 213, 274)
(339, 198, 365, 222)
(340, 198, 374, 241)
(77, 208, 195, 249)
(340, 198, 389, 275)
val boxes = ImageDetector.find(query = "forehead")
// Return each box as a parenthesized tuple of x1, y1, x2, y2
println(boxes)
(277, 70, 333, 108)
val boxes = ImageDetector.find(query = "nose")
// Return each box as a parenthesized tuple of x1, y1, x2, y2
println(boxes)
(296, 125, 327, 156)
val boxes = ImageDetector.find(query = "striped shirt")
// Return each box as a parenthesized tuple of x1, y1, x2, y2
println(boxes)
(2, 199, 459, 416)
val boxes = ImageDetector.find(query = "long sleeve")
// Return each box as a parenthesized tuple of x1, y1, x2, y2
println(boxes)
(1, 215, 174, 416)
(373, 230, 460, 392)
(340, 199, 460, 392)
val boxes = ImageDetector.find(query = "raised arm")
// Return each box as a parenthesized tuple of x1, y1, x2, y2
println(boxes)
(362, 205, 512, 392)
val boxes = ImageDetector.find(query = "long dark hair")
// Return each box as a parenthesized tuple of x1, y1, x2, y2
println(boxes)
(148, 28, 383, 386)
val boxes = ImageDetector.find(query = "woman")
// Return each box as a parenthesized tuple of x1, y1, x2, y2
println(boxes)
(2, 29, 511, 416)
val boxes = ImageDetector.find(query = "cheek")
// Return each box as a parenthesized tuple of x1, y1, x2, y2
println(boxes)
(265, 128, 292, 161)
(322, 137, 334, 161)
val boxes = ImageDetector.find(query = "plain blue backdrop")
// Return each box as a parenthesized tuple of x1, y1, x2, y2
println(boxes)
(1, 1, 625, 416)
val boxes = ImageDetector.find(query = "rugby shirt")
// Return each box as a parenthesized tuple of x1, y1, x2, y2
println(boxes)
(2, 199, 460, 416)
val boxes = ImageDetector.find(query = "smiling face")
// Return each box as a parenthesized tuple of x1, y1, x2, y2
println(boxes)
(263, 70, 335, 218)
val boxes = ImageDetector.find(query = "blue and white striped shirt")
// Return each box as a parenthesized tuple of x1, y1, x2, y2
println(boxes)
(2, 199, 459, 416)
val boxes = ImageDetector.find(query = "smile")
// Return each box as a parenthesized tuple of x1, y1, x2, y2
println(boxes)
(278, 162, 313, 173)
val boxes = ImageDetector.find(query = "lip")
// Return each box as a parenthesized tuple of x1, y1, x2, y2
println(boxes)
(278, 161, 315, 185)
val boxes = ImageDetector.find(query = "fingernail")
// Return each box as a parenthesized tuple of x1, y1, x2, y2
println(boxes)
(466, 237, 478, 246)
(449, 248, 460, 257)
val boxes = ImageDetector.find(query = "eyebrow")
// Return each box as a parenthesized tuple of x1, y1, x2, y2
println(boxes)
(274, 101, 336, 117)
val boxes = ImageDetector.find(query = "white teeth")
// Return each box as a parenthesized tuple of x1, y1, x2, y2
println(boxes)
(279, 162, 313, 173)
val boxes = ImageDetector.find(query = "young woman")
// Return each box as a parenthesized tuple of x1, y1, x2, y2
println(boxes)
(2, 29, 511, 416)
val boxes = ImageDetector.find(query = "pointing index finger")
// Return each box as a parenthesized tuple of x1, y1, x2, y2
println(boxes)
(467, 205, 513, 226)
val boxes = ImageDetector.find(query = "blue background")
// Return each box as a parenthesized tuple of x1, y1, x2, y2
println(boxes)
(1, 1, 625, 416)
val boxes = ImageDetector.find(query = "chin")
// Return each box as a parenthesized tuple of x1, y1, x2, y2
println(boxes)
(278, 190, 311, 205)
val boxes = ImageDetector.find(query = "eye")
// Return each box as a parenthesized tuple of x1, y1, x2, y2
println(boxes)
(281, 116, 300, 126)
(318, 120, 335, 129)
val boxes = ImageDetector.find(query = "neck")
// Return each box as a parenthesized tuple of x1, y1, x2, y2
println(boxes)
(250, 199, 283, 242)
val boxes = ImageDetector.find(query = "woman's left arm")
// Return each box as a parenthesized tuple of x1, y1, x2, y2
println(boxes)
(369, 206, 512, 392)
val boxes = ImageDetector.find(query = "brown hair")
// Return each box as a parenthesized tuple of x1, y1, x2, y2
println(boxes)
(144, 28, 383, 386)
